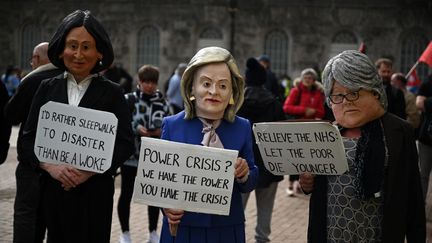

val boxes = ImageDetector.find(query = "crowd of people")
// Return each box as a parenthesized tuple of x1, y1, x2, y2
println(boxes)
(1, 8, 431, 243)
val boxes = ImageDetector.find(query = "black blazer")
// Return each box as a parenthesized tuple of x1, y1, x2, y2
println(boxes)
(0, 81, 11, 164)
(5, 66, 63, 161)
(20, 74, 134, 175)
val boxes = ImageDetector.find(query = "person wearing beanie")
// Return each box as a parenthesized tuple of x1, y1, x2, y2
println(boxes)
(238, 57, 285, 243)
(258, 54, 284, 101)
(245, 57, 267, 86)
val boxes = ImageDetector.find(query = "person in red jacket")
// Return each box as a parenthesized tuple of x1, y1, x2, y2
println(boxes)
(282, 68, 325, 196)
(283, 68, 325, 119)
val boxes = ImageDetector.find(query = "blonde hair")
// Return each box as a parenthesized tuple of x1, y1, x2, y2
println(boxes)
(181, 47, 244, 122)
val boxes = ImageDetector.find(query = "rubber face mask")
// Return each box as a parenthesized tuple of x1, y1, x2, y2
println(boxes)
(191, 62, 232, 120)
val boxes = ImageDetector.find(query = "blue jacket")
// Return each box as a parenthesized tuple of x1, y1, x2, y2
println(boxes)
(161, 111, 258, 227)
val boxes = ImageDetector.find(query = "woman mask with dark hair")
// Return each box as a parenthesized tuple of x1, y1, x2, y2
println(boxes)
(20, 10, 134, 243)
(48, 9, 114, 76)
(160, 46, 258, 243)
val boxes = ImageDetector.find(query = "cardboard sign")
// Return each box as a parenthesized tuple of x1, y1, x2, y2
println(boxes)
(34, 101, 118, 173)
(253, 122, 347, 175)
(133, 137, 238, 216)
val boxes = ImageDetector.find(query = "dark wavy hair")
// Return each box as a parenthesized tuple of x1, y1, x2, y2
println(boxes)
(48, 10, 114, 73)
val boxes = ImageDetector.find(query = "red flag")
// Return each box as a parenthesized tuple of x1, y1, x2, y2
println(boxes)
(407, 69, 421, 94)
(358, 42, 366, 54)
(419, 41, 432, 67)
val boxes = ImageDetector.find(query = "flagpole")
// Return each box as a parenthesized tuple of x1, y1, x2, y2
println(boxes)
(405, 61, 419, 79)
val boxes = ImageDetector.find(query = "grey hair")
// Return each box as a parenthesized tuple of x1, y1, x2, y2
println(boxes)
(300, 68, 318, 80)
(321, 50, 387, 110)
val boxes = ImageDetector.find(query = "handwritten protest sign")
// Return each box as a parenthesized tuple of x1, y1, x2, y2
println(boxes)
(34, 101, 117, 173)
(133, 137, 238, 216)
(253, 122, 347, 175)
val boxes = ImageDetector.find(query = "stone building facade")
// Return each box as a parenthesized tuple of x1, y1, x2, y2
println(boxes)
(1, 0, 431, 88)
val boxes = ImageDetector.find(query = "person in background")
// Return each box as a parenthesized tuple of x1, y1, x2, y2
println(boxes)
(103, 63, 133, 94)
(160, 46, 258, 243)
(5, 41, 62, 243)
(237, 57, 285, 243)
(416, 74, 432, 198)
(117, 64, 171, 243)
(300, 50, 425, 242)
(375, 58, 406, 119)
(283, 68, 325, 196)
(283, 68, 325, 119)
(391, 72, 420, 129)
(0, 80, 11, 165)
(279, 74, 293, 100)
(163, 66, 176, 95)
(258, 54, 284, 101)
(1, 65, 21, 97)
(166, 62, 187, 114)
(20, 10, 134, 243)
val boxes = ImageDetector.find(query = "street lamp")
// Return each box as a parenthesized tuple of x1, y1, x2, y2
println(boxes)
(227, 0, 238, 54)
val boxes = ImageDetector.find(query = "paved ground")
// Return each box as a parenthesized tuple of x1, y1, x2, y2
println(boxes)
(0, 127, 309, 243)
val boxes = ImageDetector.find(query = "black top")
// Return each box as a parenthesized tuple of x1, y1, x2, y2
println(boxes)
(0, 81, 11, 164)
(237, 86, 286, 187)
(385, 83, 406, 119)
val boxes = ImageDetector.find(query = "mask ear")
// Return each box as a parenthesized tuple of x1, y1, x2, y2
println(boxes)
(373, 91, 380, 99)
(191, 85, 195, 96)
(97, 51, 103, 60)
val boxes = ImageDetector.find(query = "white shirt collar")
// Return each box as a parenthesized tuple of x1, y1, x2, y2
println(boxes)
(65, 71, 98, 106)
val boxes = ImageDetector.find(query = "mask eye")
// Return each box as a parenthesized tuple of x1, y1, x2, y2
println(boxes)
(202, 81, 211, 88)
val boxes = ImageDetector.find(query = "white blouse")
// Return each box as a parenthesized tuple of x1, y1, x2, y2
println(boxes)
(65, 72, 97, 106)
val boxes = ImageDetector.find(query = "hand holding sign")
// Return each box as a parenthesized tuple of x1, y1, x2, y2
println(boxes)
(299, 172, 315, 193)
(40, 162, 80, 188)
(163, 208, 184, 236)
(234, 157, 249, 181)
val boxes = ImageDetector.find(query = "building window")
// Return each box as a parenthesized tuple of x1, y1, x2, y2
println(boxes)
(400, 33, 428, 82)
(264, 30, 288, 77)
(21, 24, 41, 71)
(328, 30, 359, 59)
(137, 26, 159, 69)
(197, 27, 225, 51)
(200, 27, 223, 39)
(332, 30, 357, 44)
(329, 30, 358, 60)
